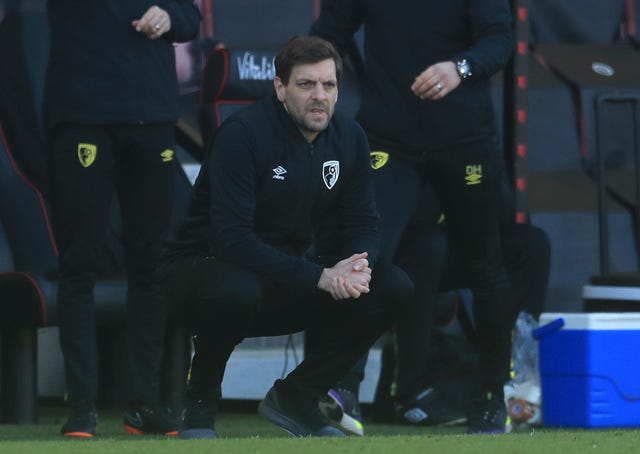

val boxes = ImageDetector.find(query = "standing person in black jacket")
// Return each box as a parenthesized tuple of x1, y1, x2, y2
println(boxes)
(311, 0, 516, 434)
(44, 0, 201, 438)
(160, 35, 413, 439)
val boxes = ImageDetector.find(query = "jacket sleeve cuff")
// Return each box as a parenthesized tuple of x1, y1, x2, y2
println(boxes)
(160, 1, 201, 43)
(299, 262, 325, 291)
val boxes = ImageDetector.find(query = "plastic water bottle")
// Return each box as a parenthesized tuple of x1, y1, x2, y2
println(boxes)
(504, 311, 542, 427)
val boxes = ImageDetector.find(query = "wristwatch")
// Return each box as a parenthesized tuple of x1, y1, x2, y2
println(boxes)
(455, 58, 472, 81)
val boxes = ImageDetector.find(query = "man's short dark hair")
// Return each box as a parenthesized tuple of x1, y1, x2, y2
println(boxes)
(275, 35, 343, 85)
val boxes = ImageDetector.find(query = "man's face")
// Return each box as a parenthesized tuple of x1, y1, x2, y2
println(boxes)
(274, 59, 338, 142)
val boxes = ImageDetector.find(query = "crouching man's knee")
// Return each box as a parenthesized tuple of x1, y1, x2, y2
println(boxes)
(371, 262, 414, 314)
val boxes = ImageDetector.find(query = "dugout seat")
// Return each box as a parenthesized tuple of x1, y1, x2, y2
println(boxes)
(529, 0, 629, 44)
(529, 2, 640, 312)
(581, 91, 640, 312)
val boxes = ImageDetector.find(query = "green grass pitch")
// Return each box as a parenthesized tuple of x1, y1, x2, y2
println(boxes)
(0, 403, 639, 453)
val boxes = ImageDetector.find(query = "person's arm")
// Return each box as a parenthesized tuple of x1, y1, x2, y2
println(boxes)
(451, 0, 514, 81)
(206, 120, 325, 290)
(411, 0, 514, 100)
(133, 1, 201, 42)
(310, 0, 363, 56)
(158, 0, 201, 42)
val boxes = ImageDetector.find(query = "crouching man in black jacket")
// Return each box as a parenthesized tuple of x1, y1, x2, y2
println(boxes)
(161, 36, 413, 439)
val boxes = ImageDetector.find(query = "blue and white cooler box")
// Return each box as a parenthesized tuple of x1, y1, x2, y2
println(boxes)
(536, 313, 640, 428)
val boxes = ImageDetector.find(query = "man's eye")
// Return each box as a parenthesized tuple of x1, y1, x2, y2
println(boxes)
(324, 82, 336, 90)
(299, 82, 312, 88)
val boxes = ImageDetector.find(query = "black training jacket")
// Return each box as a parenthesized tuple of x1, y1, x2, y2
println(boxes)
(164, 95, 381, 289)
(44, 0, 201, 127)
(311, 0, 514, 153)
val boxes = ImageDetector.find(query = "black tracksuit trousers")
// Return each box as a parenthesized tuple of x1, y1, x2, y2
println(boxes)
(369, 137, 516, 397)
(161, 255, 413, 402)
(51, 123, 175, 406)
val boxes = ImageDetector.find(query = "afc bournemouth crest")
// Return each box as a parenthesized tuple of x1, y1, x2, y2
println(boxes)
(78, 143, 97, 168)
(322, 160, 340, 189)
(370, 151, 389, 170)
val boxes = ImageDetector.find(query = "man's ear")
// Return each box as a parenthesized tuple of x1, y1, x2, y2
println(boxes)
(274, 77, 286, 102)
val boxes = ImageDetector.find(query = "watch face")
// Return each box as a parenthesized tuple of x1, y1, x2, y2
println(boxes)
(457, 59, 472, 79)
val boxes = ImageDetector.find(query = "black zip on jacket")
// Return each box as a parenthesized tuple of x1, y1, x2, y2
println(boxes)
(311, 0, 514, 153)
(164, 95, 381, 289)
(44, 0, 201, 127)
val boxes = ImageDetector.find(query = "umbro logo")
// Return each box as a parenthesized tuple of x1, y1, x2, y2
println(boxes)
(403, 408, 429, 424)
(160, 149, 174, 162)
(273, 165, 287, 180)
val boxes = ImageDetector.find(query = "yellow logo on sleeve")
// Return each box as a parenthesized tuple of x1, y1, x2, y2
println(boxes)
(370, 151, 389, 170)
(77, 143, 97, 168)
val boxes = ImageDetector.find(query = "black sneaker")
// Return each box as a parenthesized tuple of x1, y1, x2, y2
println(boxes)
(123, 404, 179, 436)
(179, 396, 219, 439)
(61, 403, 98, 438)
(393, 387, 467, 426)
(258, 379, 345, 437)
(467, 391, 510, 434)
(319, 388, 364, 436)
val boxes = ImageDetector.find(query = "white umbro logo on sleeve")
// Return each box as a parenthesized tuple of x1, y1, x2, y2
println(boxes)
(272, 166, 287, 180)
